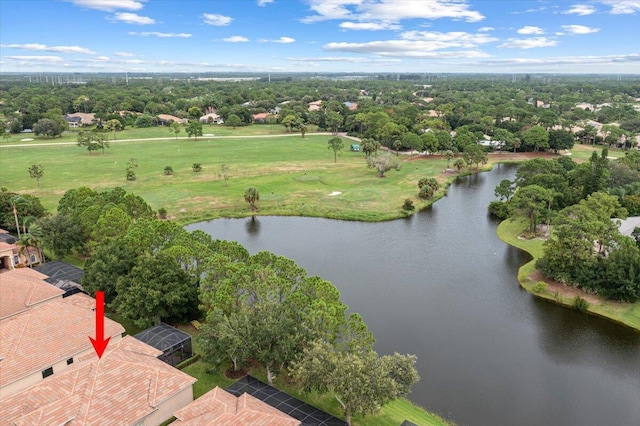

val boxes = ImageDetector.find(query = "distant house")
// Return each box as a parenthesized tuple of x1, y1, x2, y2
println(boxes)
(157, 114, 188, 126)
(252, 112, 270, 123)
(343, 101, 358, 110)
(616, 217, 640, 237)
(63, 112, 95, 127)
(199, 112, 224, 124)
(308, 100, 322, 111)
(0, 229, 42, 270)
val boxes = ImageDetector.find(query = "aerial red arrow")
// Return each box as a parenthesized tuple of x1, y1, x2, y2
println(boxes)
(89, 291, 111, 359)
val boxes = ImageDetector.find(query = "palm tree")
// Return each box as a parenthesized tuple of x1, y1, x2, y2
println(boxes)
(18, 233, 37, 267)
(244, 187, 260, 212)
(28, 223, 45, 263)
(9, 195, 26, 238)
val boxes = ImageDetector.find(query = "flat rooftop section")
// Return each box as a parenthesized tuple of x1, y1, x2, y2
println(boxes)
(226, 376, 347, 426)
(617, 216, 640, 237)
(34, 260, 85, 284)
(134, 323, 191, 352)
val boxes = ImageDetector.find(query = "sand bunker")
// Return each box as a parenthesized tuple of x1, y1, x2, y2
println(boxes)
(20, 138, 34, 142)
(329, 191, 342, 196)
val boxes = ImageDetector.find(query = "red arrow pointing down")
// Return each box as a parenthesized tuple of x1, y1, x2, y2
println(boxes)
(89, 291, 111, 359)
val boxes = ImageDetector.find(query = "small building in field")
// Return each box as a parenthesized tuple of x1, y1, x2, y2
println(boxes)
(134, 323, 193, 367)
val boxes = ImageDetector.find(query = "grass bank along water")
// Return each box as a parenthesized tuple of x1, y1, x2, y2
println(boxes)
(497, 217, 640, 331)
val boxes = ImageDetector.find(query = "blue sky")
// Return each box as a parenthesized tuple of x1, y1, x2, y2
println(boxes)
(1, 0, 639, 73)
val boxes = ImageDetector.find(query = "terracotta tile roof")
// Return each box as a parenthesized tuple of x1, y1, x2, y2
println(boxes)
(0, 336, 196, 425)
(174, 386, 300, 426)
(0, 293, 125, 389)
(0, 269, 64, 319)
(0, 241, 17, 253)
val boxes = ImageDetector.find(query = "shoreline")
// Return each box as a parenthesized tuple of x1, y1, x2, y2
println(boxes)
(496, 218, 640, 332)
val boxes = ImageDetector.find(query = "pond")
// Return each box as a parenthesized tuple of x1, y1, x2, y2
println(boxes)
(187, 164, 640, 426)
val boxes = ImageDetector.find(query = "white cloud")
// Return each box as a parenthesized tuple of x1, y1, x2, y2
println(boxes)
(68, 0, 144, 12)
(322, 30, 496, 58)
(478, 27, 494, 32)
(0, 43, 95, 54)
(261, 36, 296, 43)
(113, 51, 135, 56)
(223, 36, 250, 42)
(478, 53, 640, 67)
(499, 37, 558, 49)
(302, 0, 484, 23)
(563, 4, 596, 15)
(128, 31, 191, 37)
(4, 55, 65, 62)
(339, 21, 401, 30)
(202, 13, 233, 26)
(257, 0, 274, 5)
(511, 6, 547, 14)
(110, 12, 155, 24)
(517, 26, 544, 35)
(561, 25, 600, 35)
(286, 56, 401, 63)
(598, 0, 640, 14)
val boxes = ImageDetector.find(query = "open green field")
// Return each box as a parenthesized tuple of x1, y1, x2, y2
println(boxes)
(497, 218, 640, 331)
(1, 134, 456, 222)
(567, 143, 625, 162)
(0, 123, 316, 146)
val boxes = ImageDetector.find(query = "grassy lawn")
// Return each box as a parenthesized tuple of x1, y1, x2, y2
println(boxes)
(497, 218, 640, 331)
(0, 124, 316, 146)
(1, 134, 461, 222)
(568, 143, 625, 162)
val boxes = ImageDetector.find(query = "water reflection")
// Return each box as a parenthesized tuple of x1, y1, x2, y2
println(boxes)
(245, 216, 260, 236)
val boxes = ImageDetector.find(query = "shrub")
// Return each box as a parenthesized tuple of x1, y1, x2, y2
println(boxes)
(532, 282, 548, 294)
(126, 170, 136, 181)
(164, 166, 174, 175)
(192, 163, 202, 172)
(402, 198, 415, 211)
(573, 296, 590, 312)
(158, 207, 167, 219)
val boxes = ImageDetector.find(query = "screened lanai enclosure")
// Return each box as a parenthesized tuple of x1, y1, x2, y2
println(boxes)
(134, 323, 193, 366)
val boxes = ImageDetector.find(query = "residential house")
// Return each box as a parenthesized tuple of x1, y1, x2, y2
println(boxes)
(199, 112, 224, 124)
(173, 386, 300, 426)
(308, 100, 322, 111)
(157, 114, 188, 126)
(0, 229, 43, 269)
(0, 268, 63, 320)
(252, 112, 270, 123)
(0, 336, 196, 426)
(0, 289, 125, 397)
(343, 102, 358, 111)
(63, 112, 95, 127)
(34, 260, 85, 297)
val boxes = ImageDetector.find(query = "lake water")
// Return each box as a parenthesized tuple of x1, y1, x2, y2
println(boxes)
(186, 164, 640, 426)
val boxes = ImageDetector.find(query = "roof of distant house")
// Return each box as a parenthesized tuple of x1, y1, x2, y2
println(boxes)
(617, 216, 640, 237)
(0, 336, 196, 425)
(158, 114, 187, 123)
(65, 112, 95, 124)
(0, 268, 63, 319)
(252, 112, 269, 120)
(0, 293, 125, 388)
(174, 386, 299, 426)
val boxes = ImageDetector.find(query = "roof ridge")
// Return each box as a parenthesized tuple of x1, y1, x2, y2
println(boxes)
(77, 359, 100, 424)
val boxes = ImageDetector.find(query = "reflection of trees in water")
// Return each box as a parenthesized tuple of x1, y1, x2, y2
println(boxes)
(530, 297, 640, 368)
(246, 216, 260, 236)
